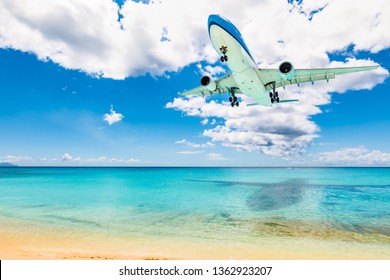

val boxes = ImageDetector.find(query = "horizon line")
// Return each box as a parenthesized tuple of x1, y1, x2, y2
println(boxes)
(1, 165, 390, 168)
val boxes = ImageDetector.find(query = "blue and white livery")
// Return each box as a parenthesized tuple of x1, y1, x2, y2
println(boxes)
(180, 15, 378, 107)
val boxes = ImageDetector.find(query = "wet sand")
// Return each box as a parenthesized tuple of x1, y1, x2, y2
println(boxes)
(1, 217, 389, 260)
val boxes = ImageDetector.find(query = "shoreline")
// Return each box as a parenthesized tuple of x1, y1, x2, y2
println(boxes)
(1, 217, 389, 260)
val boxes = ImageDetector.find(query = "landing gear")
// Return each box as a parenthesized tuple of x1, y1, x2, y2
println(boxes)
(229, 89, 239, 107)
(220, 55, 228, 62)
(229, 95, 237, 103)
(269, 82, 280, 104)
(230, 96, 238, 107)
(219, 46, 228, 63)
(230, 100, 239, 107)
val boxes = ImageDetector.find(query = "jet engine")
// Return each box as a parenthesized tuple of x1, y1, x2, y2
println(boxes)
(278, 61, 295, 81)
(200, 75, 217, 91)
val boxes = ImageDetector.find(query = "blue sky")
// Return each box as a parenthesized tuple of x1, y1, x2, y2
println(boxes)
(0, 0, 389, 166)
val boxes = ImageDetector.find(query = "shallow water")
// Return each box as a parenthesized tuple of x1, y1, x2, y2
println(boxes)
(0, 167, 389, 254)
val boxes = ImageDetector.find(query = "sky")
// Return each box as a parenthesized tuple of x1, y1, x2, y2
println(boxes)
(0, 0, 389, 166)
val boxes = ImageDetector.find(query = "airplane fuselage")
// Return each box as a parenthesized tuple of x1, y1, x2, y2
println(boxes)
(208, 15, 270, 105)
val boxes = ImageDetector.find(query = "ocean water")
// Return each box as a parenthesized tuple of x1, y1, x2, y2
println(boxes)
(0, 167, 389, 256)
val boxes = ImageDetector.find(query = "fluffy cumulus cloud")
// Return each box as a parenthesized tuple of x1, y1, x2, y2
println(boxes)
(317, 146, 390, 166)
(1, 0, 388, 79)
(0, 0, 212, 78)
(103, 105, 124, 125)
(167, 95, 322, 157)
(197, 64, 226, 79)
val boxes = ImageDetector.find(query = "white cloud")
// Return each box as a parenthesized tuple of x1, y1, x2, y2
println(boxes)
(0, 155, 32, 163)
(48, 154, 141, 164)
(61, 153, 80, 161)
(85, 156, 141, 163)
(167, 94, 321, 157)
(40, 157, 58, 162)
(197, 64, 226, 78)
(103, 104, 124, 125)
(175, 138, 215, 148)
(0, 0, 211, 79)
(175, 139, 186, 144)
(176, 150, 204, 155)
(201, 118, 208, 125)
(61, 153, 72, 161)
(320, 58, 389, 93)
(127, 158, 141, 163)
(317, 146, 390, 165)
(1, 0, 389, 79)
(207, 153, 228, 161)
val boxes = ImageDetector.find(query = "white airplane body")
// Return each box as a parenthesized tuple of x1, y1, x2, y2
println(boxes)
(180, 15, 378, 107)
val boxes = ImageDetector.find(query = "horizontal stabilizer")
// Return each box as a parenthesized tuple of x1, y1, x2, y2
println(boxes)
(278, 99, 299, 103)
(246, 99, 299, 106)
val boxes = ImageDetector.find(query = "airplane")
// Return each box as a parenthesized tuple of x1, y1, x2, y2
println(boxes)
(179, 14, 378, 107)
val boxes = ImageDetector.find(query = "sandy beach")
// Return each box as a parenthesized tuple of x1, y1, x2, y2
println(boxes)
(1, 217, 389, 260)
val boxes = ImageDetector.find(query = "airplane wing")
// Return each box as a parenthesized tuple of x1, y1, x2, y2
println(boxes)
(179, 73, 238, 97)
(257, 66, 378, 91)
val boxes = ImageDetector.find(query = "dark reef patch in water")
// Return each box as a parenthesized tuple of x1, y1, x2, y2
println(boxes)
(187, 178, 306, 211)
(246, 179, 305, 211)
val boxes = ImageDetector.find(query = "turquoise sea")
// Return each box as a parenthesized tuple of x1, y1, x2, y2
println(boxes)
(0, 167, 389, 258)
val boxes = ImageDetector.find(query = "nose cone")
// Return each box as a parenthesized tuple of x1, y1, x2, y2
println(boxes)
(208, 14, 227, 28)
(208, 14, 239, 37)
